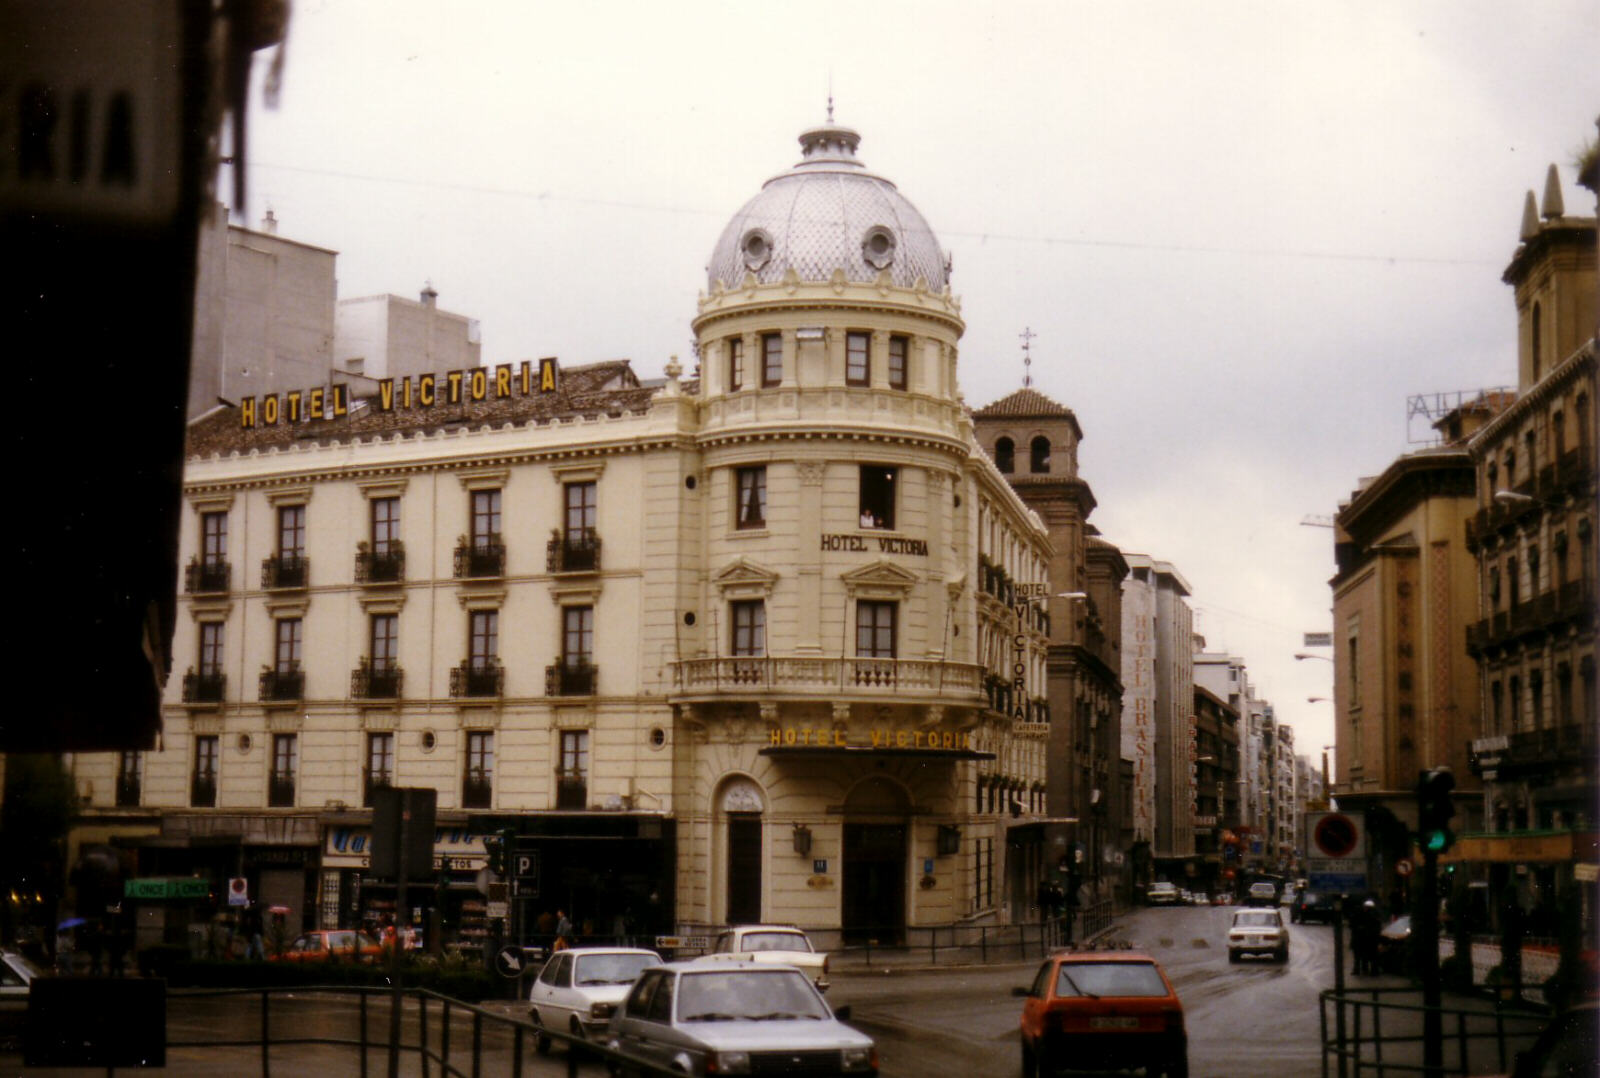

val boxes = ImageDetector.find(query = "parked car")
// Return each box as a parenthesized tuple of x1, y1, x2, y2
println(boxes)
(1244, 881, 1279, 907)
(701, 925, 829, 992)
(1015, 948, 1187, 1078)
(1228, 908, 1289, 964)
(606, 961, 876, 1077)
(1147, 881, 1181, 906)
(1188, 891, 1210, 906)
(269, 929, 383, 963)
(1292, 890, 1337, 925)
(528, 946, 661, 1054)
(1375, 915, 1412, 974)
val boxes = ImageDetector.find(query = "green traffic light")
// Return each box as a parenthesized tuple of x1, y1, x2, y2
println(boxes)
(1422, 829, 1454, 853)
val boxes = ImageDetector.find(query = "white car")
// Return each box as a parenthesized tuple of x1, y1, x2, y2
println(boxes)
(700, 925, 830, 992)
(1147, 881, 1181, 906)
(527, 946, 662, 1053)
(1228, 908, 1289, 963)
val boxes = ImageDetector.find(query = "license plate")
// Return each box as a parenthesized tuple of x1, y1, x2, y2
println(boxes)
(1090, 1017, 1140, 1030)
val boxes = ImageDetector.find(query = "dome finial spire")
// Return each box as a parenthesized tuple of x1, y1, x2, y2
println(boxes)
(1019, 326, 1037, 387)
(827, 70, 834, 123)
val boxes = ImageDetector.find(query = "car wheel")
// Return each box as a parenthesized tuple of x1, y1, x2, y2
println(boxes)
(1228, 950, 1240, 964)
(528, 1010, 551, 1056)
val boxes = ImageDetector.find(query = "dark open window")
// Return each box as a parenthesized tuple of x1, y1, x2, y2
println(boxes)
(557, 730, 588, 809)
(1030, 436, 1051, 473)
(364, 733, 393, 805)
(994, 438, 1014, 473)
(463, 732, 493, 808)
(269, 734, 297, 807)
(191, 735, 218, 807)
(856, 601, 897, 658)
(858, 466, 896, 529)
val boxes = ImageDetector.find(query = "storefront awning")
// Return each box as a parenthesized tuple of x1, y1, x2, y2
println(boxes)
(1448, 830, 1598, 865)
(759, 745, 994, 761)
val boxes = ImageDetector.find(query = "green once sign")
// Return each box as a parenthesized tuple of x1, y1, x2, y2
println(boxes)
(123, 877, 211, 900)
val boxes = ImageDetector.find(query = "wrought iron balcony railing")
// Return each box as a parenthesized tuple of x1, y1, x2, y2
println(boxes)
(450, 660, 503, 697)
(351, 658, 403, 699)
(190, 774, 217, 808)
(363, 773, 392, 808)
(453, 538, 505, 579)
(355, 542, 405, 584)
(669, 656, 986, 700)
(185, 558, 231, 594)
(547, 532, 601, 573)
(461, 773, 493, 809)
(555, 773, 588, 810)
(261, 554, 309, 590)
(546, 661, 597, 696)
(182, 669, 225, 703)
(259, 667, 304, 702)
(268, 776, 296, 808)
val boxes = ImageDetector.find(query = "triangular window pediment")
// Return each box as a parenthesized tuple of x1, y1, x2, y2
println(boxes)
(714, 557, 780, 598)
(840, 559, 920, 598)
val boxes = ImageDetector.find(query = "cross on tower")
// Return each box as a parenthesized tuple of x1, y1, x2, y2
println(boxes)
(1019, 327, 1037, 387)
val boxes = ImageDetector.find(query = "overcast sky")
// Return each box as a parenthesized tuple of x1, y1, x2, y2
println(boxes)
(232, 0, 1600, 762)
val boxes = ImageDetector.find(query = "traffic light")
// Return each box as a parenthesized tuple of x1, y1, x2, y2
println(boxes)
(484, 832, 506, 877)
(1416, 768, 1456, 854)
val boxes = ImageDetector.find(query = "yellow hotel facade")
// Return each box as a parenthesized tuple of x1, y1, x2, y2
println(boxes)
(68, 120, 1056, 949)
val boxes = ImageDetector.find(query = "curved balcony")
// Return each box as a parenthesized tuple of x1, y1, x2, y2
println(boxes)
(668, 656, 985, 706)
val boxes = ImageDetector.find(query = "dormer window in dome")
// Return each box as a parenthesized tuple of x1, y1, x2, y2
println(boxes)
(862, 226, 896, 271)
(741, 228, 775, 273)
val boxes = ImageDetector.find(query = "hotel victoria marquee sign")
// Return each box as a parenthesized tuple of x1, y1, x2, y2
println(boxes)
(239, 357, 563, 428)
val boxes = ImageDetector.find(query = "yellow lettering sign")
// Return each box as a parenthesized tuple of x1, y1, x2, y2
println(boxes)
(419, 375, 435, 406)
(240, 397, 256, 428)
(309, 386, 325, 420)
(332, 384, 349, 417)
(446, 370, 463, 404)
(495, 365, 512, 399)
(539, 357, 557, 392)
(520, 360, 532, 395)
(286, 391, 302, 424)
(262, 395, 279, 425)
(470, 369, 487, 401)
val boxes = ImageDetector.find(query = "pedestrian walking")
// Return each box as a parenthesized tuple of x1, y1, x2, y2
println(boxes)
(554, 908, 573, 950)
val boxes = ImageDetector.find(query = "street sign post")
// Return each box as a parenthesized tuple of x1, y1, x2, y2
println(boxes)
(1305, 811, 1367, 895)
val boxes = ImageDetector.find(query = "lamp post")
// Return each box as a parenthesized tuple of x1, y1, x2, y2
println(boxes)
(1295, 652, 1334, 663)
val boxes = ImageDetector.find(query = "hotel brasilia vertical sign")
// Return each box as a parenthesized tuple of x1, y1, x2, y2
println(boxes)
(1122, 581, 1156, 843)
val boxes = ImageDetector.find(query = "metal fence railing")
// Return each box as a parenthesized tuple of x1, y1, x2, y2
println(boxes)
(1318, 985, 1548, 1078)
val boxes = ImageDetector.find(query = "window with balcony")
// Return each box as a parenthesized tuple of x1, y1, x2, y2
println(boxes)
(191, 735, 218, 807)
(263, 504, 308, 588)
(856, 601, 897, 658)
(269, 733, 297, 807)
(452, 611, 502, 696)
(354, 614, 402, 698)
(187, 511, 230, 592)
(731, 600, 765, 656)
(727, 337, 744, 391)
(184, 621, 226, 702)
(888, 335, 908, 390)
(846, 331, 870, 386)
(549, 481, 600, 572)
(736, 467, 767, 530)
(463, 731, 493, 809)
(549, 606, 595, 695)
(761, 332, 782, 387)
(364, 733, 394, 806)
(116, 751, 141, 807)
(456, 490, 505, 577)
(557, 730, 589, 809)
(261, 618, 303, 701)
(858, 466, 896, 529)
(357, 497, 404, 582)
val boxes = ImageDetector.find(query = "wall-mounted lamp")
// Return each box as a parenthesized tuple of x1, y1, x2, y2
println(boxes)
(791, 823, 812, 856)
(937, 824, 962, 856)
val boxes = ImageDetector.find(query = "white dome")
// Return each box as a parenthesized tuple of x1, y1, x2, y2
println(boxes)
(707, 124, 948, 291)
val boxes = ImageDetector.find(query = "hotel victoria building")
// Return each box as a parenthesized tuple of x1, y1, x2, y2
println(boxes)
(69, 120, 1059, 949)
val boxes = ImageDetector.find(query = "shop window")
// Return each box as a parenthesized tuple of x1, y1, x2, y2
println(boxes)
(858, 465, 896, 529)
(761, 333, 782, 387)
(888, 335, 908, 390)
(994, 438, 1015, 474)
(735, 467, 767, 529)
(463, 731, 493, 809)
(846, 331, 870, 385)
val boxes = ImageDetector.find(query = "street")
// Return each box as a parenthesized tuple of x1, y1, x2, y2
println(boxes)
(1, 907, 1387, 1078)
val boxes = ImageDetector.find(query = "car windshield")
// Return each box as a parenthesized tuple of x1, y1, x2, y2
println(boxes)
(1250, 884, 1275, 894)
(1055, 961, 1169, 998)
(1301, 892, 1321, 904)
(678, 969, 829, 1021)
(739, 931, 812, 953)
(1234, 912, 1280, 927)
(575, 953, 660, 985)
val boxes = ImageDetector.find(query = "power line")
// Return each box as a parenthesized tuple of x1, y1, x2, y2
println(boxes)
(240, 160, 1498, 268)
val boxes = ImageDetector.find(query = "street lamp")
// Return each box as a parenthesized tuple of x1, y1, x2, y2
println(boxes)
(1307, 696, 1332, 704)
(1493, 489, 1563, 511)
(1294, 652, 1334, 662)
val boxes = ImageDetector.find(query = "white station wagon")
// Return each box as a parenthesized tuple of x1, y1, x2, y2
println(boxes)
(700, 925, 830, 993)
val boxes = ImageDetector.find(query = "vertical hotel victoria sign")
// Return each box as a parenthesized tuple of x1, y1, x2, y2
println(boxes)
(238, 358, 562, 428)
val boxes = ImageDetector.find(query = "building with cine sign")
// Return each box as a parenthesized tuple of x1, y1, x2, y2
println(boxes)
(66, 119, 1054, 949)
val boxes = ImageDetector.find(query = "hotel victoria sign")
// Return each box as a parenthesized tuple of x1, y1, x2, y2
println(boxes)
(239, 357, 562, 427)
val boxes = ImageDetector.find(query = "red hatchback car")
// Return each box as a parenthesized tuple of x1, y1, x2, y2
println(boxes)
(1015, 949, 1187, 1078)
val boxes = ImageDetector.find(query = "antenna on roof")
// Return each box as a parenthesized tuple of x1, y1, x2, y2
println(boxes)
(827, 71, 834, 123)
(1019, 326, 1037, 387)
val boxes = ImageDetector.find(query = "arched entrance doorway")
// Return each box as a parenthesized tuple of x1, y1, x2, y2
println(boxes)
(718, 777, 765, 925)
(841, 776, 909, 944)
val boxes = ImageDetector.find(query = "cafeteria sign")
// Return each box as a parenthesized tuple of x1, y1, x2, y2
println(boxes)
(124, 877, 210, 901)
